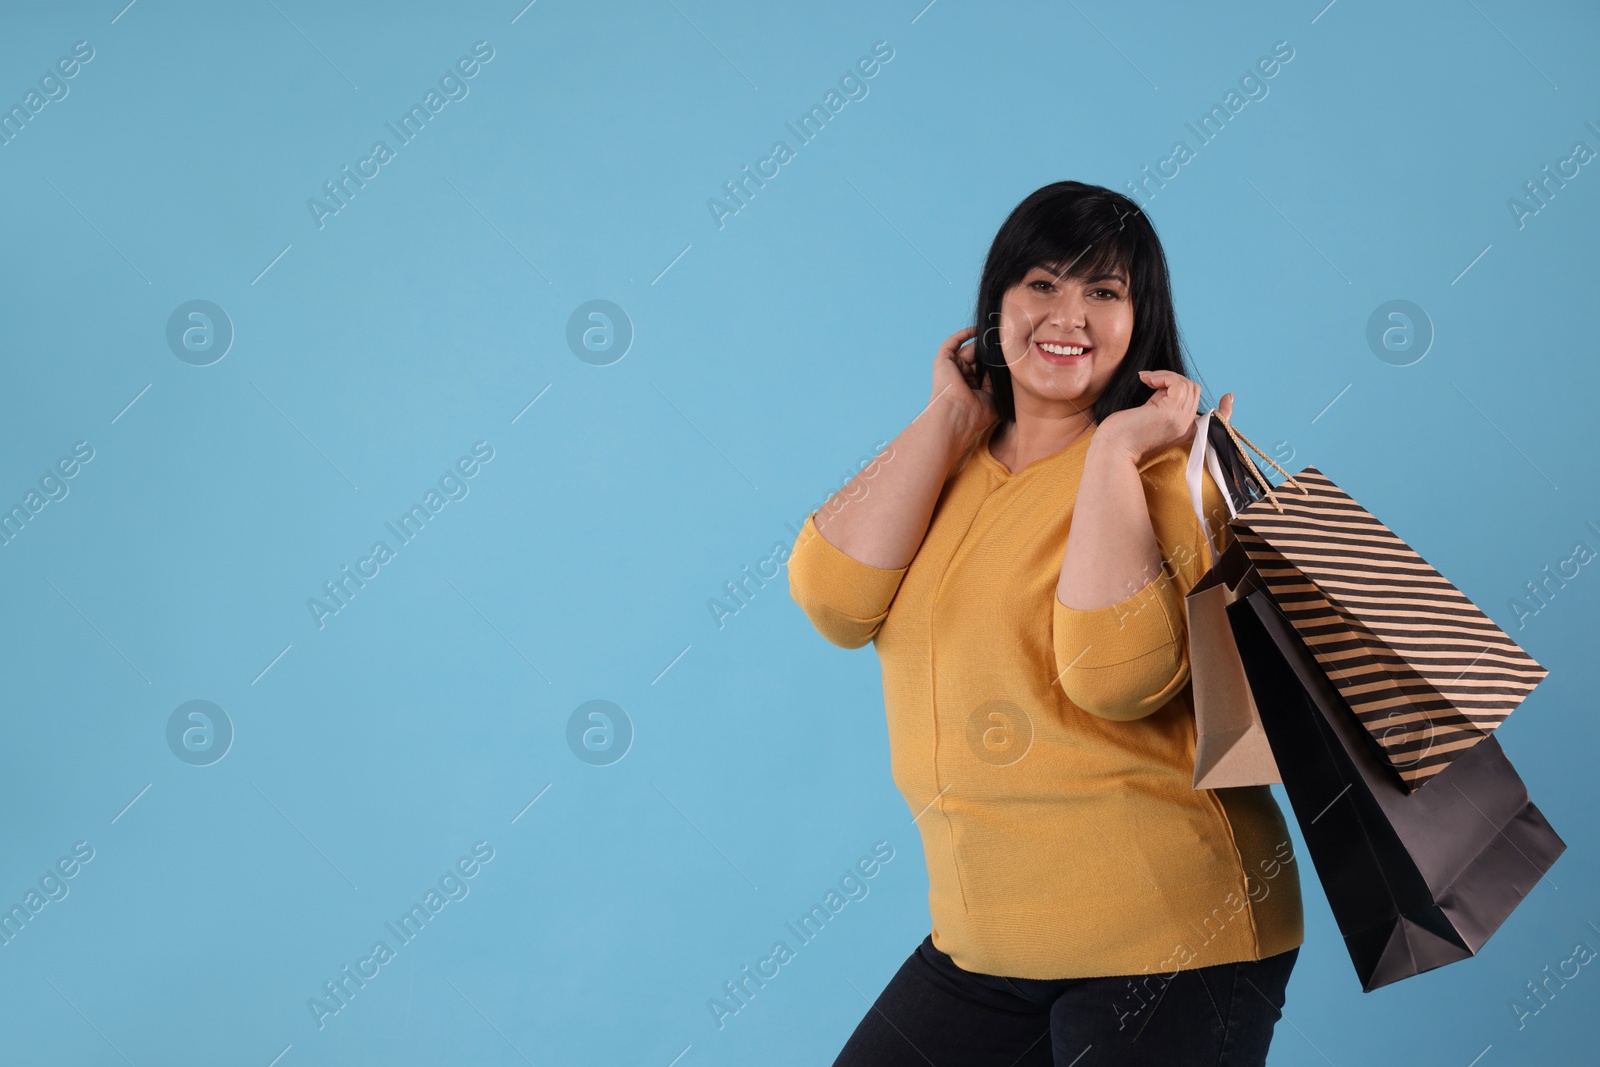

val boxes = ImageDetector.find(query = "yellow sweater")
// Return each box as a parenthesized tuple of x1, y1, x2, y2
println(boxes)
(788, 419, 1304, 980)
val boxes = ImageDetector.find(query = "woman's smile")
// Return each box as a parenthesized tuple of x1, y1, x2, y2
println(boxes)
(1034, 340, 1092, 365)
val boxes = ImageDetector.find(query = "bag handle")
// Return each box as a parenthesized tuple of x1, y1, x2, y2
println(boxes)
(1186, 411, 1234, 555)
(1212, 412, 1306, 514)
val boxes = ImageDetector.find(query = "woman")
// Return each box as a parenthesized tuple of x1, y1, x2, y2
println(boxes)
(787, 181, 1304, 1066)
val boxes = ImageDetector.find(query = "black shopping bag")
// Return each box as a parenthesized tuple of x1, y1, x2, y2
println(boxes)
(1226, 577, 1566, 992)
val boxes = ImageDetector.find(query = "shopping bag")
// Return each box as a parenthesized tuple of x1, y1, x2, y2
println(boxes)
(1214, 420, 1548, 792)
(1183, 410, 1281, 788)
(1187, 537, 1282, 787)
(1226, 576, 1566, 992)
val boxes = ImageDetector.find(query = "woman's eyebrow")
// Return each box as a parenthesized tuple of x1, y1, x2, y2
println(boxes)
(1028, 264, 1127, 284)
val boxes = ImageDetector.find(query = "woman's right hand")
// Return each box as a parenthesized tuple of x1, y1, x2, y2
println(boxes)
(930, 326, 997, 438)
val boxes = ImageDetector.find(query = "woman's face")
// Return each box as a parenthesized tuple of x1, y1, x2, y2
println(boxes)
(993, 261, 1135, 413)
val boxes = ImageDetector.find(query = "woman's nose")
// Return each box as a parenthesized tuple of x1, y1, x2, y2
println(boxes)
(1049, 294, 1087, 328)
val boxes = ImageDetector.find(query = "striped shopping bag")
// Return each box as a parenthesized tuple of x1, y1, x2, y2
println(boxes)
(1211, 420, 1548, 793)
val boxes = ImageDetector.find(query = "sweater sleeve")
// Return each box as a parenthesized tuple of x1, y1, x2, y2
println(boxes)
(1051, 444, 1231, 721)
(787, 511, 910, 649)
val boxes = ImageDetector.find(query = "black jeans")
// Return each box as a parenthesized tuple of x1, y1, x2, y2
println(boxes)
(832, 935, 1299, 1067)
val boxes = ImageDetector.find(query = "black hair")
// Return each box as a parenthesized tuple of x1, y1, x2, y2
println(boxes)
(973, 181, 1199, 425)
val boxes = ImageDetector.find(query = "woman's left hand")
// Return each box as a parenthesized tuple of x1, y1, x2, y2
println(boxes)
(1097, 370, 1232, 465)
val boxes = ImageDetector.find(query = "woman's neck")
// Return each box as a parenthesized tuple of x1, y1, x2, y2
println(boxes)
(990, 412, 1095, 472)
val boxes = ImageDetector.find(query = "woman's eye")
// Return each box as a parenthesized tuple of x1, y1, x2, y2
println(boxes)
(1028, 280, 1121, 297)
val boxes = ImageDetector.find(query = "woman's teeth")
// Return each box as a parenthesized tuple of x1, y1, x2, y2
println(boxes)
(1038, 343, 1088, 356)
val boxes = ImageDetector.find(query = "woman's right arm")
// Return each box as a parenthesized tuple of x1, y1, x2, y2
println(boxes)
(787, 329, 997, 650)
(811, 326, 997, 569)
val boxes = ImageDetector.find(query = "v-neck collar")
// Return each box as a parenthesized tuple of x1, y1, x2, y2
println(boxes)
(977, 420, 1096, 478)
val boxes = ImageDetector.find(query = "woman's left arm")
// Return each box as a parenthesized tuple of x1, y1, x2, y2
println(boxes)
(1056, 433, 1165, 611)
(1058, 370, 1213, 609)
(1053, 373, 1230, 720)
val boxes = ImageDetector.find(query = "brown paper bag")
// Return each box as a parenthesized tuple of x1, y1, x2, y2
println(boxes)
(1183, 409, 1281, 789)
(1187, 536, 1282, 788)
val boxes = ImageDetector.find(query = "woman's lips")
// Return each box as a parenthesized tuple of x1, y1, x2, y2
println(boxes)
(1035, 341, 1091, 365)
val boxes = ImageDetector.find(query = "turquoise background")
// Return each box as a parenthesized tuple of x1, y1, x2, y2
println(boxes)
(1, 0, 1596, 1063)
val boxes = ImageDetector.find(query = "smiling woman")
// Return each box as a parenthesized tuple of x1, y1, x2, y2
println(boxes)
(790, 181, 1303, 1066)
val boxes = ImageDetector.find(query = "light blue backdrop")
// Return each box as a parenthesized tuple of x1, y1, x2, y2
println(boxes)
(1, 1, 1596, 1064)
